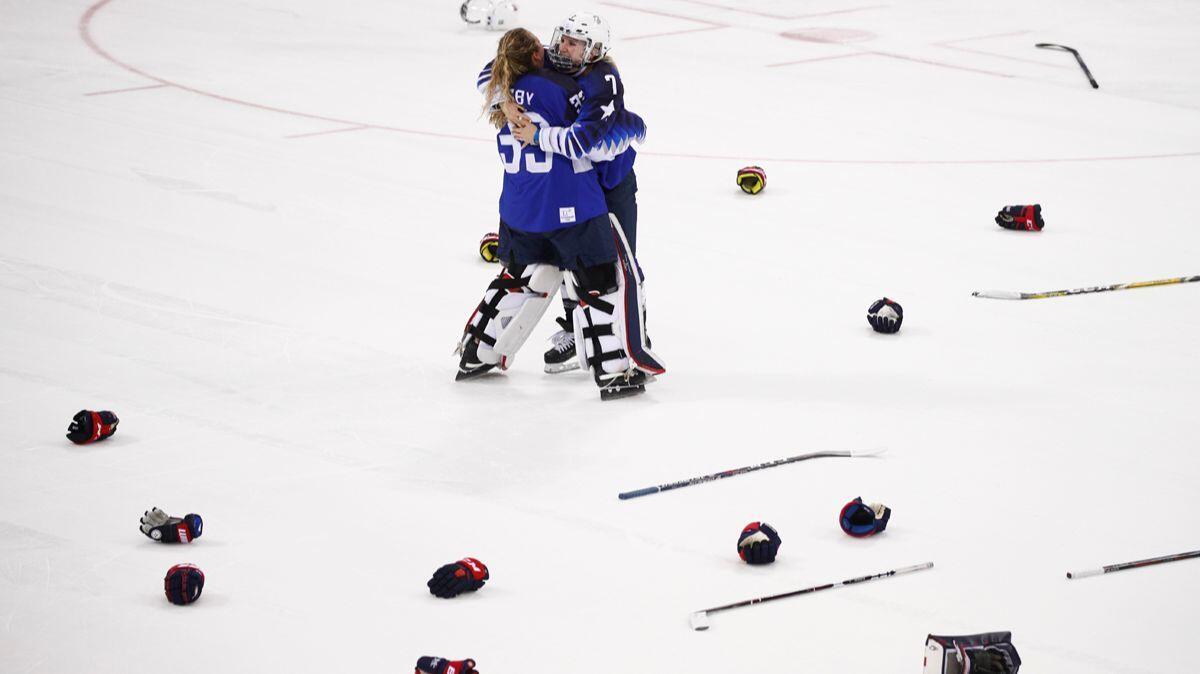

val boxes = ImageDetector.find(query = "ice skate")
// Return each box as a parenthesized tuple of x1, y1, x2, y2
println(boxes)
(543, 317, 580, 373)
(597, 368, 651, 401)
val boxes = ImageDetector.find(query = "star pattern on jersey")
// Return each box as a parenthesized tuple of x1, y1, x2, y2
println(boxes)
(600, 101, 615, 120)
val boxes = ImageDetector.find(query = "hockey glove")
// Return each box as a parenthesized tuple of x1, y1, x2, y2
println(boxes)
(140, 507, 203, 543)
(867, 298, 903, 334)
(737, 521, 782, 564)
(736, 165, 766, 194)
(839, 497, 891, 537)
(427, 557, 489, 598)
(956, 642, 1021, 674)
(416, 656, 478, 674)
(66, 410, 119, 444)
(164, 563, 205, 605)
(479, 232, 500, 263)
(994, 204, 1044, 231)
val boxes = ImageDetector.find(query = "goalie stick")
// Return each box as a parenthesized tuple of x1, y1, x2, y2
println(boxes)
(1067, 549, 1200, 579)
(617, 448, 886, 500)
(973, 275, 1200, 300)
(689, 562, 933, 631)
(1036, 43, 1099, 89)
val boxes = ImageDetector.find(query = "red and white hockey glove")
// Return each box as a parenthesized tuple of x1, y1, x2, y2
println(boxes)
(995, 204, 1044, 231)
(427, 557, 489, 598)
(415, 656, 478, 674)
(66, 410, 119, 444)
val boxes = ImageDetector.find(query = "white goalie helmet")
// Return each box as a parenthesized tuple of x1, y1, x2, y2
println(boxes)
(460, 0, 519, 31)
(548, 11, 611, 72)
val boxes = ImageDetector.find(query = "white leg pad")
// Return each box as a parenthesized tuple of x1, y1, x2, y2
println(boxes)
(566, 214, 665, 378)
(492, 264, 563, 366)
(461, 263, 562, 369)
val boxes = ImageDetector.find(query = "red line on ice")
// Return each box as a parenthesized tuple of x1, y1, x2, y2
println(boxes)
(934, 31, 1072, 69)
(284, 125, 370, 140)
(77, 0, 1200, 166)
(673, 1, 888, 20)
(766, 53, 870, 67)
(626, 25, 726, 42)
(79, 0, 482, 143)
(598, 1, 726, 26)
(84, 83, 169, 96)
(867, 50, 1013, 78)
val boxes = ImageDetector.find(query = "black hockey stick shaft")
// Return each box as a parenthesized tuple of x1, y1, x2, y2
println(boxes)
(1067, 549, 1200, 579)
(691, 562, 932, 627)
(618, 449, 882, 500)
(1036, 43, 1099, 88)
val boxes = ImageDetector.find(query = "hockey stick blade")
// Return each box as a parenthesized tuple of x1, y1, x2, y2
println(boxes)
(1036, 43, 1099, 88)
(689, 611, 710, 631)
(972, 290, 1024, 300)
(973, 275, 1200, 301)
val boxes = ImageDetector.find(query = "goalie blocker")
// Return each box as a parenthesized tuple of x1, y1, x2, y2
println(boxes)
(456, 213, 663, 399)
(924, 632, 1021, 674)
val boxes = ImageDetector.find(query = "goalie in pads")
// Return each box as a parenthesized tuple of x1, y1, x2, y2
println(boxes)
(456, 29, 663, 400)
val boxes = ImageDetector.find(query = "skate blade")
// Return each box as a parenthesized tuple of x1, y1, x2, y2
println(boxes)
(455, 364, 496, 381)
(600, 385, 646, 401)
(544, 361, 581, 374)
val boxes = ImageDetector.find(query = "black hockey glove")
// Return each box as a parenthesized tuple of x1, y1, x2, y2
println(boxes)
(140, 507, 203, 543)
(958, 643, 1021, 674)
(839, 497, 891, 537)
(994, 204, 1044, 231)
(427, 557, 489, 598)
(737, 521, 782, 564)
(66, 410, 119, 444)
(416, 656, 478, 674)
(867, 298, 903, 334)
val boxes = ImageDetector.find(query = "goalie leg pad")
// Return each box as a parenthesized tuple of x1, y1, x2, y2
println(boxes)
(567, 214, 665, 379)
(460, 263, 562, 370)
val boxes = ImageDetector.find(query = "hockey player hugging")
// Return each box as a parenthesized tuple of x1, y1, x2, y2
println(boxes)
(455, 27, 663, 400)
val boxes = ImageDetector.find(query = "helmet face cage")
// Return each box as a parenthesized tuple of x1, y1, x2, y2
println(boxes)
(461, 0, 518, 30)
(548, 13, 610, 73)
(460, 0, 488, 24)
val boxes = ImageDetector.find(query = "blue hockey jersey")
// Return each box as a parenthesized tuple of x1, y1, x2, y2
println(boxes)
(539, 61, 643, 191)
(496, 69, 606, 233)
(477, 56, 646, 191)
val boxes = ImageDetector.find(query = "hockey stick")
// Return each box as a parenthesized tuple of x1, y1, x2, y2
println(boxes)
(617, 448, 886, 500)
(689, 562, 933, 631)
(973, 275, 1200, 300)
(1036, 43, 1099, 88)
(1067, 549, 1200, 579)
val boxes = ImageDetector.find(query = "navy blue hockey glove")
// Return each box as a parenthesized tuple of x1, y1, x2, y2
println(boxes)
(163, 563, 205, 605)
(956, 642, 1021, 674)
(66, 409, 119, 444)
(867, 298, 903, 334)
(427, 557, 489, 598)
(140, 507, 203, 543)
(416, 656, 478, 674)
(995, 204, 1044, 231)
(839, 497, 891, 537)
(737, 521, 782, 564)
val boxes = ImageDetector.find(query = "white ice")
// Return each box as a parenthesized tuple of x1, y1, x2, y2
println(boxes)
(3, 1, 1200, 672)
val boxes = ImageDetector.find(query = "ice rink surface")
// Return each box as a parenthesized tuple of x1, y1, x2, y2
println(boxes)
(3, 1, 1200, 672)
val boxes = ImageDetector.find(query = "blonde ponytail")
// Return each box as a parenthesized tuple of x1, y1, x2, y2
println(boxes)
(482, 28, 543, 129)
